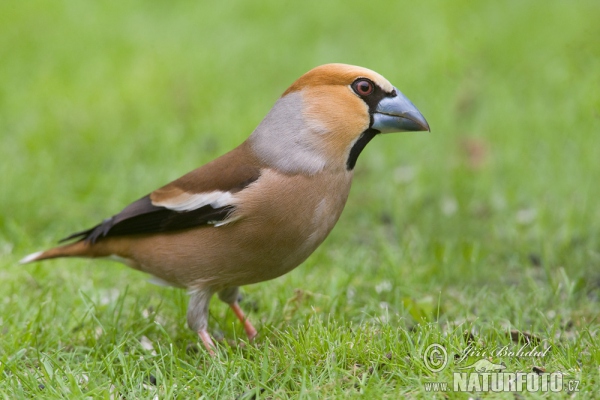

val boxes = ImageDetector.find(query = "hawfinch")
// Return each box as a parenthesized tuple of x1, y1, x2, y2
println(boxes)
(21, 64, 429, 355)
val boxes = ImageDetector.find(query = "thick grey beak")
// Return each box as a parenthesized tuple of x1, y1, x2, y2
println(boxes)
(372, 87, 430, 133)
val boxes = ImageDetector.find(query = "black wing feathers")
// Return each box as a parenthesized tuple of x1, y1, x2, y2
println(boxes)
(59, 195, 234, 244)
(58, 150, 262, 245)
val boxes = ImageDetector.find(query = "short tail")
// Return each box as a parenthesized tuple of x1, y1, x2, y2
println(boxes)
(19, 241, 93, 264)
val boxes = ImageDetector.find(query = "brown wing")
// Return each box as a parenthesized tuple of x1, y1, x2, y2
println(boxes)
(60, 142, 262, 244)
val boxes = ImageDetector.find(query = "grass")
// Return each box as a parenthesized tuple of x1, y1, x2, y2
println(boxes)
(1, 0, 599, 398)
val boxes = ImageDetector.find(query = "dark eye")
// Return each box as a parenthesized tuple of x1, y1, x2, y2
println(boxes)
(352, 79, 374, 96)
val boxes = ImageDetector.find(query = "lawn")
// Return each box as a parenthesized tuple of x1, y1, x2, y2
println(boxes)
(1, 0, 599, 398)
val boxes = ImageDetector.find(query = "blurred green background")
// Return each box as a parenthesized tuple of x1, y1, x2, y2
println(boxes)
(1, 0, 599, 397)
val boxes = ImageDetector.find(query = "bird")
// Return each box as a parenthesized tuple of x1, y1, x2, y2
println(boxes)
(21, 63, 429, 355)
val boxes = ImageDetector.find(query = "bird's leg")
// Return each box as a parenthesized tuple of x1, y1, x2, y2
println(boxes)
(218, 287, 258, 341)
(230, 301, 258, 341)
(187, 287, 216, 356)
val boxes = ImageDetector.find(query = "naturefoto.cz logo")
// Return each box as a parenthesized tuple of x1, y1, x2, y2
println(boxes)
(422, 343, 580, 393)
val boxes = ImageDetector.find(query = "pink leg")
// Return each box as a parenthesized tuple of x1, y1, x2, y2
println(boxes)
(230, 302, 257, 341)
(198, 329, 216, 356)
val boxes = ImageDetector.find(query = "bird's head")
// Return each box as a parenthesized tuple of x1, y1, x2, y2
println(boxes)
(249, 64, 429, 174)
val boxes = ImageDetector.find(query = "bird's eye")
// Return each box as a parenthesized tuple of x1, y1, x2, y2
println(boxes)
(352, 79, 374, 96)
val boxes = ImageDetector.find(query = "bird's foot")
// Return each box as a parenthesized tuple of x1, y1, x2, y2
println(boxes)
(198, 329, 216, 356)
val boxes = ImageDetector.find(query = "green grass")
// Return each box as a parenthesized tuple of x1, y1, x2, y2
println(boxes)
(1, 0, 599, 398)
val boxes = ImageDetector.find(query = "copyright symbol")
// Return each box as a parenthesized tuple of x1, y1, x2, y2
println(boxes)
(423, 343, 448, 372)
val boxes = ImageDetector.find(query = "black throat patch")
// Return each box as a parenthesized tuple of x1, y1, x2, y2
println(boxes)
(346, 128, 378, 170)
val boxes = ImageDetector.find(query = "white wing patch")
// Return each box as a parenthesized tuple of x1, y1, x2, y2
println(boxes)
(152, 190, 240, 227)
(152, 191, 235, 212)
